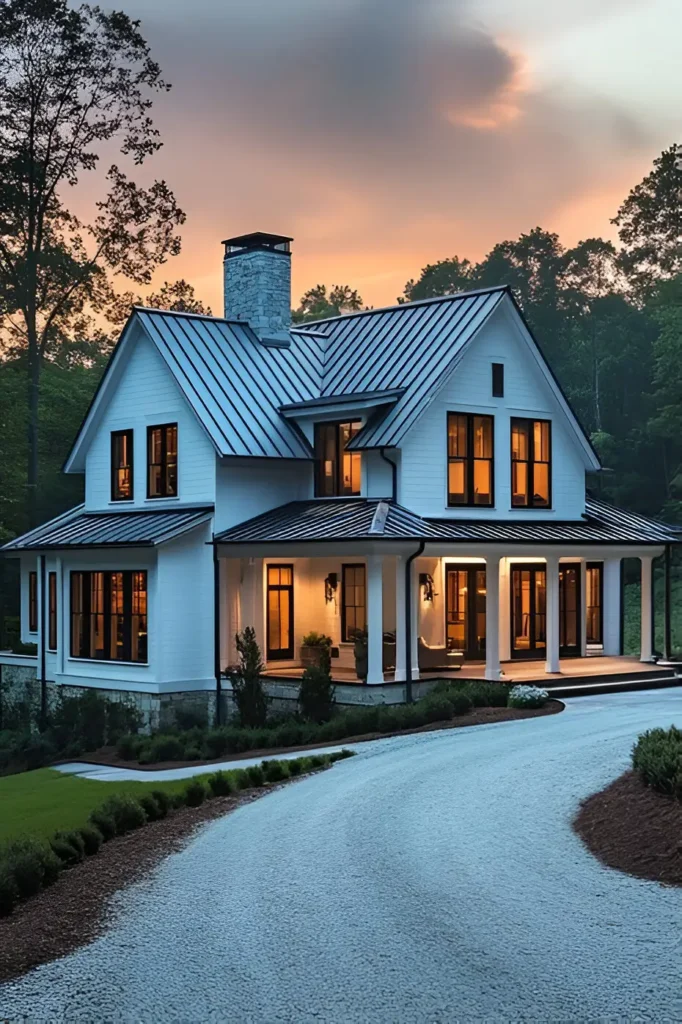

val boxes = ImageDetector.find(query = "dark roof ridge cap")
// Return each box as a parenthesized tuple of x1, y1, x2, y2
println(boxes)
(294, 285, 511, 329)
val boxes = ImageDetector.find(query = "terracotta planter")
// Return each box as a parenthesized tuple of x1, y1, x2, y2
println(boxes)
(300, 645, 328, 669)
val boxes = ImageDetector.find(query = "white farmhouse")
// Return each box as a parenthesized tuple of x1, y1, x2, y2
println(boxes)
(2, 232, 679, 725)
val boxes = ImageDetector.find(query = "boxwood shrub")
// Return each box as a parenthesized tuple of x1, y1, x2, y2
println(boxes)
(183, 778, 208, 807)
(632, 726, 682, 798)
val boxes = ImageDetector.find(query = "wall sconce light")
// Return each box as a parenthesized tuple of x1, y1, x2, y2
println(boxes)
(324, 572, 338, 604)
(419, 572, 436, 602)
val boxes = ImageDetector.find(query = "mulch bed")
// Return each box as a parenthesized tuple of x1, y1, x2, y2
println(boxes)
(0, 787, 271, 983)
(573, 770, 682, 886)
(73, 700, 564, 772)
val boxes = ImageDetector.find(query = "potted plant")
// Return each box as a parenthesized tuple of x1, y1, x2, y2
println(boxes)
(300, 631, 333, 669)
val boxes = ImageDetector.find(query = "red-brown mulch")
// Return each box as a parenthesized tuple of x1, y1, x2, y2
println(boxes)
(573, 770, 682, 887)
(0, 787, 272, 983)
(73, 700, 564, 772)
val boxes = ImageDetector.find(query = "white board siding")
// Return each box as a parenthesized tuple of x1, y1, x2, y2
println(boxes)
(399, 306, 587, 520)
(214, 459, 311, 533)
(84, 327, 216, 511)
(155, 524, 214, 687)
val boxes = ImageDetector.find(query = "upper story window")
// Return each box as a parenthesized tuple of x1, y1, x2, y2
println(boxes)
(70, 570, 147, 663)
(111, 430, 134, 501)
(447, 413, 494, 507)
(28, 570, 38, 632)
(511, 418, 551, 507)
(492, 363, 504, 398)
(314, 421, 361, 497)
(147, 423, 178, 499)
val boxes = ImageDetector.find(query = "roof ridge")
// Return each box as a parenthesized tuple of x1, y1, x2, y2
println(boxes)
(294, 285, 511, 330)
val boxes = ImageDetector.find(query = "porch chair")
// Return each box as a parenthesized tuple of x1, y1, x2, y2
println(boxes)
(418, 637, 463, 673)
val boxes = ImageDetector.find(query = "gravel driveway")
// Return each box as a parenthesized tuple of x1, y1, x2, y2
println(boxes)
(2, 688, 682, 1023)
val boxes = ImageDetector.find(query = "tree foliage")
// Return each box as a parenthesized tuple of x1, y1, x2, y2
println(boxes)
(292, 283, 364, 323)
(0, 0, 184, 524)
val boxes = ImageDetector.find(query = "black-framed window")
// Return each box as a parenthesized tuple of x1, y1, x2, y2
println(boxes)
(492, 363, 504, 398)
(342, 564, 366, 641)
(147, 423, 178, 498)
(48, 572, 57, 651)
(314, 421, 361, 497)
(111, 429, 134, 501)
(266, 564, 294, 660)
(70, 570, 148, 662)
(511, 418, 551, 507)
(447, 413, 494, 507)
(28, 571, 38, 632)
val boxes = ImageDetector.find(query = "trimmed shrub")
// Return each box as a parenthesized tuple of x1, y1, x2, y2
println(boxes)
(3, 839, 61, 899)
(117, 733, 146, 761)
(204, 729, 230, 759)
(632, 726, 682, 797)
(308, 755, 326, 769)
(207, 770, 234, 797)
(89, 808, 116, 840)
(287, 757, 303, 776)
(138, 793, 163, 821)
(298, 647, 336, 724)
(183, 746, 203, 762)
(150, 789, 171, 818)
(0, 866, 18, 917)
(507, 685, 548, 710)
(145, 735, 185, 763)
(263, 759, 290, 783)
(184, 778, 208, 807)
(99, 794, 147, 835)
(226, 627, 269, 728)
(247, 764, 265, 788)
(332, 749, 355, 761)
(50, 833, 84, 866)
(232, 768, 251, 790)
(78, 825, 103, 856)
(421, 696, 456, 723)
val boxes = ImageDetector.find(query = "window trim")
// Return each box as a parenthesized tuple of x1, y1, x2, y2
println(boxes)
(69, 570, 148, 663)
(48, 572, 57, 651)
(266, 564, 294, 660)
(111, 429, 134, 502)
(28, 571, 38, 633)
(510, 417, 552, 509)
(341, 563, 367, 642)
(147, 423, 178, 499)
(314, 420, 362, 497)
(446, 412, 495, 508)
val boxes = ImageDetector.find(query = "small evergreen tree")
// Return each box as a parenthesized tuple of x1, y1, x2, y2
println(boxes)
(227, 627, 269, 728)
(298, 646, 336, 723)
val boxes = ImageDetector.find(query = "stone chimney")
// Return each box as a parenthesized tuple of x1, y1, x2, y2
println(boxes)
(222, 231, 293, 346)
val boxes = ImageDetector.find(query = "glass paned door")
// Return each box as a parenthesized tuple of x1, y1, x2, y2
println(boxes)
(267, 565, 294, 660)
(511, 566, 546, 658)
(586, 562, 603, 646)
(446, 566, 486, 659)
(559, 565, 580, 656)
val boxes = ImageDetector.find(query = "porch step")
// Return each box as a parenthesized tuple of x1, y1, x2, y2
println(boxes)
(547, 672, 682, 699)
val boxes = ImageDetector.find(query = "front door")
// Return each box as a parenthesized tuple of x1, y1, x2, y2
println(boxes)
(510, 565, 546, 658)
(445, 566, 486, 659)
(266, 564, 294, 660)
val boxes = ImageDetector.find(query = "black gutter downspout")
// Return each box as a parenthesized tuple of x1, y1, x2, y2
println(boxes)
(213, 538, 222, 726)
(663, 544, 672, 661)
(39, 554, 47, 729)
(379, 447, 398, 503)
(404, 540, 426, 704)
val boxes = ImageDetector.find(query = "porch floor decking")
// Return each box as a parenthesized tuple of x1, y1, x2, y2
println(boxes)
(263, 656, 673, 687)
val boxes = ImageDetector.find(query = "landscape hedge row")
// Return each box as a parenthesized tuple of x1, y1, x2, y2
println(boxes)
(117, 681, 526, 766)
(0, 750, 353, 917)
(632, 726, 682, 799)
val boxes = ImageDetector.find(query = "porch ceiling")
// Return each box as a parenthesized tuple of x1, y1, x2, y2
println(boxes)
(214, 497, 679, 546)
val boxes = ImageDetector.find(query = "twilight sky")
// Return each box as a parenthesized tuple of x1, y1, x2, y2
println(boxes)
(109, 0, 682, 311)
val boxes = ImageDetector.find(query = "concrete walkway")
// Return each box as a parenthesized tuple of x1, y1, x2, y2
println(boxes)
(56, 743, 356, 782)
(4, 687, 682, 1022)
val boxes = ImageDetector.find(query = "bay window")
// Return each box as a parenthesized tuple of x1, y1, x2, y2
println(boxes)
(447, 412, 494, 506)
(70, 570, 147, 662)
(314, 421, 361, 497)
(511, 418, 551, 507)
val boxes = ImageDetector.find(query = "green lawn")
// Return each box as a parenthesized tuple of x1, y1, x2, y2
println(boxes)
(0, 768, 202, 845)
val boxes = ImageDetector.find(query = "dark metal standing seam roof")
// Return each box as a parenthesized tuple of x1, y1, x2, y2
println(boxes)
(2, 506, 214, 551)
(214, 497, 680, 545)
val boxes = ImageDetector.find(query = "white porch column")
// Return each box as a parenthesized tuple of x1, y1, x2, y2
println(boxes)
(394, 556, 406, 682)
(484, 554, 502, 681)
(410, 557, 421, 679)
(367, 554, 384, 684)
(602, 557, 622, 655)
(545, 554, 560, 674)
(640, 554, 654, 662)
